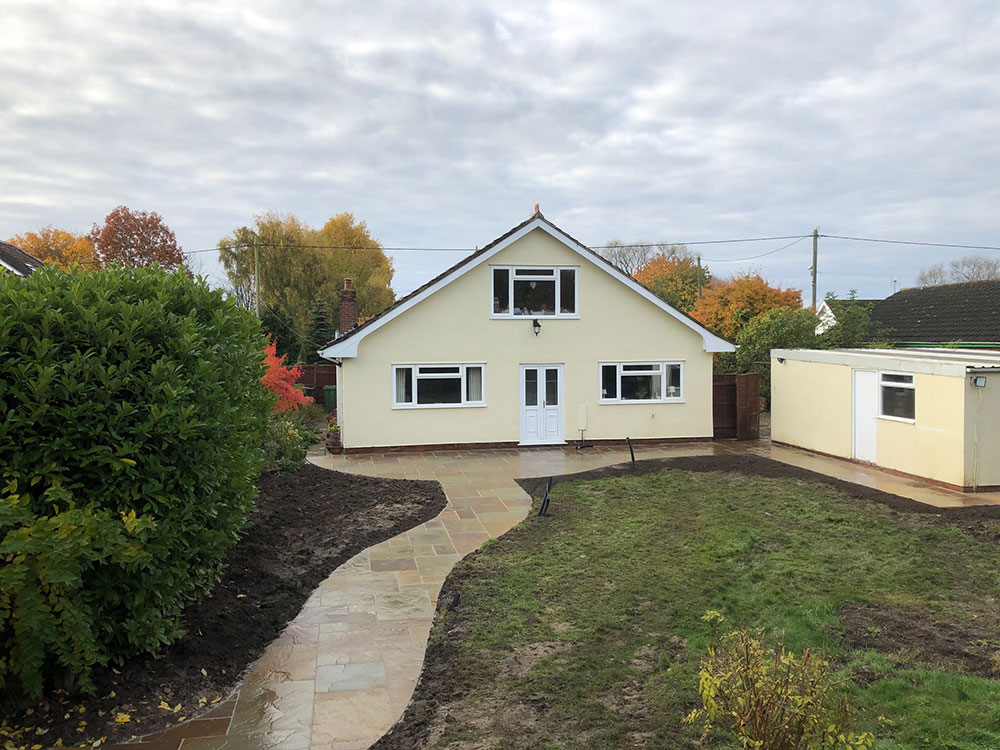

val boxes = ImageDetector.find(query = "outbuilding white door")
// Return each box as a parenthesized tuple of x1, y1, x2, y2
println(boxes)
(520, 365, 563, 445)
(852, 369, 878, 462)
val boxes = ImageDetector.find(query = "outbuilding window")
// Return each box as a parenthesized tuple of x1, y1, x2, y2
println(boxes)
(599, 362, 683, 403)
(394, 365, 485, 408)
(492, 266, 577, 317)
(879, 372, 915, 421)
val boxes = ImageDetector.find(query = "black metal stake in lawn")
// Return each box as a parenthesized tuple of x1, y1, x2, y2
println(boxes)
(626, 436, 636, 469)
(538, 476, 553, 517)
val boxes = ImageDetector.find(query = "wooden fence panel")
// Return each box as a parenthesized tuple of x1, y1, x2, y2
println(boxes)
(713, 372, 760, 440)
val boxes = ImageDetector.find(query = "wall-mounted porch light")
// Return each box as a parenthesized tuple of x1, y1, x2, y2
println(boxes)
(972, 375, 987, 387)
(533, 318, 541, 336)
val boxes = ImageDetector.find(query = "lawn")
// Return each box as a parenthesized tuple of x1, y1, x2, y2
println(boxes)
(374, 458, 1000, 750)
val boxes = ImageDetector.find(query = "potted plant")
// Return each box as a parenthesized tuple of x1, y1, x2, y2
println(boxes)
(326, 412, 342, 454)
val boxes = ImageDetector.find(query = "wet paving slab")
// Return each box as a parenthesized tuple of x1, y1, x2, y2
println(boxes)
(108, 440, 1000, 749)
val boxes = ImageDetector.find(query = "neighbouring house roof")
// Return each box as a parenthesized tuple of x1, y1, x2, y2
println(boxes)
(0, 240, 43, 276)
(318, 212, 735, 358)
(871, 280, 1000, 345)
(772, 347, 1000, 378)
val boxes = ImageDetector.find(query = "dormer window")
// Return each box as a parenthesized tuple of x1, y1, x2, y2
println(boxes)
(492, 266, 577, 317)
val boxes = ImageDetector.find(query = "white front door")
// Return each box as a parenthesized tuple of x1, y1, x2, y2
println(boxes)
(520, 365, 564, 445)
(852, 369, 878, 462)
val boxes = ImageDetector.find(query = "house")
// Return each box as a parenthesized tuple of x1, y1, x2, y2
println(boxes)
(815, 297, 879, 335)
(318, 211, 734, 452)
(771, 348, 1000, 492)
(866, 280, 1000, 347)
(0, 240, 43, 277)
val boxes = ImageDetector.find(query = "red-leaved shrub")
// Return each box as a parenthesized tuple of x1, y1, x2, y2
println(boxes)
(261, 337, 313, 411)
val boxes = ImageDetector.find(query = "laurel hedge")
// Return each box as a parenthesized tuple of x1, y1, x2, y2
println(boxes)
(0, 265, 273, 698)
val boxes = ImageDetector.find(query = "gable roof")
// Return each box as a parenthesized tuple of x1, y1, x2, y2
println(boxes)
(0, 240, 44, 276)
(318, 213, 735, 358)
(871, 280, 1000, 344)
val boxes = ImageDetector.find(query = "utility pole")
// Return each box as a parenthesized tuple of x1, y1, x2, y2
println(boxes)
(697, 255, 703, 298)
(810, 228, 818, 311)
(253, 233, 261, 319)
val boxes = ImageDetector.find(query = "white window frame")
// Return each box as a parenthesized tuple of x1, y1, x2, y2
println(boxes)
(598, 361, 684, 404)
(490, 265, 579, 318)
(878, 370, 915, 423)
(392, 364, 487, 409)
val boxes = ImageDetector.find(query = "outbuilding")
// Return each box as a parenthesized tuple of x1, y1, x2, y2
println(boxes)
(771, 348, 1000, 492)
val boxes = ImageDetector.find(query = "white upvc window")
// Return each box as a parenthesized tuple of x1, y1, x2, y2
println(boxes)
(599, 362, 683, 403)
(879, 371, 915, 422)
(393, 364, 486, 408)
(491, 266, 578, 318)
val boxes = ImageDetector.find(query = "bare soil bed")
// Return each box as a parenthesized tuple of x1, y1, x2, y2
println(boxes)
(373, 453, 1000, 750)
(4, 461, 446, 748)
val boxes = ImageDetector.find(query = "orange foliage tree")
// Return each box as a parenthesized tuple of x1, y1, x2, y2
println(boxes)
(8, 227, 101, 270)
(90, 206, 185, 270)
(634, 248, 711, 313)
(690, 274, 802, 340)
(261, 337, 313, 412)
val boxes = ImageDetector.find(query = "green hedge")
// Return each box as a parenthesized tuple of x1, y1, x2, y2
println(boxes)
(0, 265, 272, 698)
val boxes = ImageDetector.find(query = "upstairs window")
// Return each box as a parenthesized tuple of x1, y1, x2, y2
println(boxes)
(600, 362, 683, 403)
(880, 372, 915, 421)
(393, 364, 485, 408)
(492, 266, 577, 317)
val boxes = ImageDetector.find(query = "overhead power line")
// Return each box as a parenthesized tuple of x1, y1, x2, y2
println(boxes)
(819, 234, 1000, 252)
(700, 235, 810, 263)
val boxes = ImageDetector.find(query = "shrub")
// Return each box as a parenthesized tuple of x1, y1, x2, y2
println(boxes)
(261, 409, 317, 473)
(261, 337, 312, 412)
(0, 265, 272, 698)
(685, 620, 874, 750)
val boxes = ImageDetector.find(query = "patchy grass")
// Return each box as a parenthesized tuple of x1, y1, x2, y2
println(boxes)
(381, 468, 1000, 750)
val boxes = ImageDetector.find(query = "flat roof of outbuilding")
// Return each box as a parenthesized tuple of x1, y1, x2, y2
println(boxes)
(770, 348, 1000, 377)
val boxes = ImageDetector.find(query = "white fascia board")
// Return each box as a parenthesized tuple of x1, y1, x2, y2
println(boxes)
(320, 218, 734, 358)
(770, 348, 981, 377)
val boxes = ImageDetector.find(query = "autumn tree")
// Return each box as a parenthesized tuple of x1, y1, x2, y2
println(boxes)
(261, 337, 313, 412)
(690, 274, 802, 340)
(89, 206, 185, 270)
(218, 211, 395, 353)
(917, 254, 1000, 286)
(634, 246, 711, 312)
(8, 227, 101, 270)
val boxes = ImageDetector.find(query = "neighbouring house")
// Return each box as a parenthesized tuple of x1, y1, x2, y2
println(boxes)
(865, 280, 1000, 347)
(817, 280, 1000, 346)
(0, 240, 43, 277)
(815, 297, 879, 335)
(318, 211, 734, 452)
(771, 348, 1000, 492)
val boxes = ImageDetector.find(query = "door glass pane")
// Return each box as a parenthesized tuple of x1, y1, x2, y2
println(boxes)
(417, 377, 462, 404)
(524, 368, 538, 406)
(559, 269, 576, 313)
(513, 280, 555, 316)
(602, 365, 617, 399)
(466, 366, 483, 402)
(545, 368, 558, 405)
(493, 268, 509, 314)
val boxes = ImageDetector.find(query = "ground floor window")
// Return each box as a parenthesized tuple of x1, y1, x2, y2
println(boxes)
(393, 364, 485, 408)
(599, 362, 682, 402)
(880, 372, 915, 420)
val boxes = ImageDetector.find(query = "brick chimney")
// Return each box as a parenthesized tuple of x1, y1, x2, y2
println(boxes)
(338, 278, 357, 333)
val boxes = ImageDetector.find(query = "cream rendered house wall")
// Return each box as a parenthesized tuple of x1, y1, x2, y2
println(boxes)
(770, 358, 853, 458)
(965, 372, 1000, 488)
(338, 228, 714, 449)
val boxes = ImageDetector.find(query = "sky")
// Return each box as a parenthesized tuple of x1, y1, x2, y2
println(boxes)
(2, 1, 999, 302)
